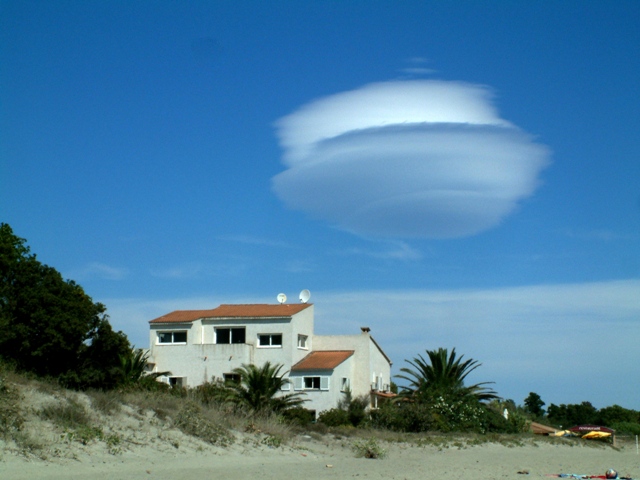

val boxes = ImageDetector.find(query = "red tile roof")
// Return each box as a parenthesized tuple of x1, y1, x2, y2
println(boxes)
(149, 303, 312, 324)
(291, 351, 354, 371)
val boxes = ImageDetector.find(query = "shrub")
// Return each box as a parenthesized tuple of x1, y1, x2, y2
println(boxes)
(352, 438, 386, 459)
(0, 372, 24, 438)
(610, 422, 640, 435)
(40, 398, 92, 430)
(281, 407, 316, 426)
(174, 402, 234, 446)
(318, 408, 350, 427)
(369, 401, 436, 432)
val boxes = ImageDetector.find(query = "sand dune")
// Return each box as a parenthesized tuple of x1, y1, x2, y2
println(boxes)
(3, 433, 638, 480)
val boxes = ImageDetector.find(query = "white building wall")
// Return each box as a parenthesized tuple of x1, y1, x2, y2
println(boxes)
(288, 358, 354, 415)
(312, 333, 392, 399)
(148, 306, 316, 387)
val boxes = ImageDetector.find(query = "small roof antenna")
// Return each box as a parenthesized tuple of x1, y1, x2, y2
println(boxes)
(299, 289, 311, 303)
(277, 293, 287, 304)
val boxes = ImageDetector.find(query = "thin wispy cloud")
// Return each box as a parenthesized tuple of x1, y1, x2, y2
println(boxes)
(72, 262, 128, 281)
(217, 234, 294, 248)
(562, 228, 637, 242)
(150, 263, 204, 280)
(272, 80, 550, 238)
(345, 240, 423, 261)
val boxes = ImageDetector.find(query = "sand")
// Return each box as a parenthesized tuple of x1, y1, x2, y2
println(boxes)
(2, 434, 638, 480)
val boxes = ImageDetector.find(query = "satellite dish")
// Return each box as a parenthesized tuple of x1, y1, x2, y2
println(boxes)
(277, 293, 287, 304)
(299, 289, 311, 303)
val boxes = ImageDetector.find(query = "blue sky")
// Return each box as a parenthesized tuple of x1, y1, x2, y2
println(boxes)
(2, 1, 639, 410)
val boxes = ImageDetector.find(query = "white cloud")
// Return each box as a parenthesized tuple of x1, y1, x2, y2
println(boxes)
(344, 240, 423, 261)
(150, 263, 204, 280)
(273, 80, 550, 238)
(72, 262, 128, 281)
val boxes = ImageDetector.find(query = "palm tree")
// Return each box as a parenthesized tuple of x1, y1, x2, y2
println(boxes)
(396, 347, 498, 402)
(118, 347, 170, 388)
(224, 362, 307, 414)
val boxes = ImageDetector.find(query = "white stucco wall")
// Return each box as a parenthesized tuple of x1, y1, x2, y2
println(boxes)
(312, 333, 392, 399)
(148, 306, 316, 387)
(288, 357, 354, 415)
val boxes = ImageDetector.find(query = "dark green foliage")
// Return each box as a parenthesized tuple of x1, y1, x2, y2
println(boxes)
(281, 407, 316, 426)
(524, 392, 545, 417)
(546, 401, 640, 433)
(318, 407, 351, 427)
(224, 362, 307, 414)
(608, 422, 640, 435)
(117, 347, 171, 390)
(0, 224, 131, 389)
(547, 401, 598, 427)
(369, 401, 436, 432)
(396, 347, 498, 403)
(388, 348, 499, 433)
(318, 389, 369, 427)
(597, 404, 639, 426)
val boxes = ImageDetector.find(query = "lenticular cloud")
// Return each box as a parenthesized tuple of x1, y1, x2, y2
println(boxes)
(272, 80, 550, 238)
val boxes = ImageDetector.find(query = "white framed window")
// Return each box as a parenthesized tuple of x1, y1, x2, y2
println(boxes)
(297, 334, 308, 349)
(168, 377, 186, 387)
(157, 331, 187, 344)
(257, 333, 282, 348)
(340, 377, 350, 392)
(215, 327, 246, 344)
(293, 376, 329, 391)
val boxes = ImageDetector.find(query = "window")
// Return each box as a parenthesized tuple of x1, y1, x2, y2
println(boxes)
(258, 334, 282, 347)
(223, 373, 241, 384)
(341, 377, 350, 392)
(297, 334, 308, 349)
(168, 377, 186, 387)
(215, 327, 246, 344)
(157, 331, 187, 344)
(293, 376, 329, 391)
(305, 377, 320, 389)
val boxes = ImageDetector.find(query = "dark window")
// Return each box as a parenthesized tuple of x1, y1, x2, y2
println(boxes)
(304, 377, 321, 389)
(169, 377, 185, 387)
(223, 373, 241, 384)
(173, 331, 187, 343)
(216, 327, 246, 344)
(158, 331, 187, 344)
(258, 334, 283, 347)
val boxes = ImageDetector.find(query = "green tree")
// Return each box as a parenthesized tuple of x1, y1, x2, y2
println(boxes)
(224, 362, 307, 414)
(0, 223, 130, 387)
(396, 347, 498, 402)
(524, 392, 546, 417)
(547, 401, 598, 427)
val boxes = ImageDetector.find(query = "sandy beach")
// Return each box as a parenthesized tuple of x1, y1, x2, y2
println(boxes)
(2, 433, 638, 480)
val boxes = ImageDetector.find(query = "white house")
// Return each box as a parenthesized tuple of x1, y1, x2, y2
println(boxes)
(148, 302, 393, 415)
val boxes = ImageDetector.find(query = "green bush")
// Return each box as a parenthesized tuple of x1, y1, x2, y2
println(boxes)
(610, 422, 640, 435)
(352, 438, 386, 459)
(40, 399, 92, 430)
(370, 401, 436, 432)
(281, 407, 316, 426)
(318, 408, 351, 427)
(0, 373, 24, 438)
